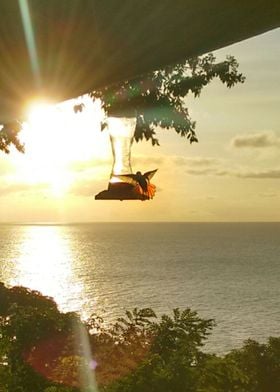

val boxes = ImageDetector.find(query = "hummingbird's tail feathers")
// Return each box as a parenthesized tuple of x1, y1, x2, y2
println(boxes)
(147, 183, 156, 199)
(134, 183, 156, 199)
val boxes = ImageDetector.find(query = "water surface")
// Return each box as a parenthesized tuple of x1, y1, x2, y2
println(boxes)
(1, 222, 279, 353)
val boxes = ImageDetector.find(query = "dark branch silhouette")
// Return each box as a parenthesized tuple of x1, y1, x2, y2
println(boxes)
(90, 54, 245, 146)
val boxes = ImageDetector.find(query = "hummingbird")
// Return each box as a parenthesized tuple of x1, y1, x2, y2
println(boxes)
(115, 169, 157, 193)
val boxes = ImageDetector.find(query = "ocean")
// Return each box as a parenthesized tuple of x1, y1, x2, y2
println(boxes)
(0, 222, 279, 354)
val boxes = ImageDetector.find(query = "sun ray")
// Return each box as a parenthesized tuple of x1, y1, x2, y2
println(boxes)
(18, 0, 41, 86)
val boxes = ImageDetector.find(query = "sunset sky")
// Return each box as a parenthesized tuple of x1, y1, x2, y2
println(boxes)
(1, 28, 280, 223)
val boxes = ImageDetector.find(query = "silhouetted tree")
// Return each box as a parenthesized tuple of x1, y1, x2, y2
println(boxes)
(226, 338, 280, 392)
(2, 283, 278, 392)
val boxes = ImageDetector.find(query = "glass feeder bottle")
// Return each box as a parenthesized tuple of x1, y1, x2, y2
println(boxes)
(107, 116, 137, 183)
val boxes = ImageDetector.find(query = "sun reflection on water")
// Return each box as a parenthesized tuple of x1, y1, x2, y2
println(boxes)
(6, 225, 85, 313)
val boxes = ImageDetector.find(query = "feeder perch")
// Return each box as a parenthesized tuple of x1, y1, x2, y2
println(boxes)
(95, 116, 157, 200)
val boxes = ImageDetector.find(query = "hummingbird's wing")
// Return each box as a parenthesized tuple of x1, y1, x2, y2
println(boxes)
(114, 174, 137, 186)
(143, 169, 158, 181)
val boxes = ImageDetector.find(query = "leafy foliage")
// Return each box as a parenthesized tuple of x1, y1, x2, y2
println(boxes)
(0, 121, 24, 154)
(0, 54, 244, 154)
(0, 283, 78, 392)
(1, 283, 279, 392)
(90, 54, 245, 145)
(226, 338, 280, 392)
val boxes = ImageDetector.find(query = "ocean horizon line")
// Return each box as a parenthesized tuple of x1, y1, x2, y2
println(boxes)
(1, 221, 280, 226)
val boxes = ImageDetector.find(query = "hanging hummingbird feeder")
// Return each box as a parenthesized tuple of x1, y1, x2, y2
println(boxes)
(95, 115, 157, 201)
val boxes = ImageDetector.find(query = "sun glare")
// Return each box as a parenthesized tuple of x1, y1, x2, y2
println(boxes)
(14, 97, 109, 197)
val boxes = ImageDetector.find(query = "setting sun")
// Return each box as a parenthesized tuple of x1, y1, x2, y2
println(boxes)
(14, 97, 110, 197)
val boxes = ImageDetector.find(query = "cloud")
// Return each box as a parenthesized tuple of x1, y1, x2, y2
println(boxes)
(186, 168, 216, 176)
(185, 166, 280, 179)
(180, 156, 233, 177)
(69, 178, 105, 197)
(132, 155, 165, 167)
(0, 182, 48, 196)
(173, 156, 220, 167)
(231, 131, 280, 149)
(69, 154, 220, 177)
(259, 192, 278, 198)
(185, 168, 240, 177)
(67, 158, 111, 172)
(236, 169, 280, 179)
(172, 155, 225, 178)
